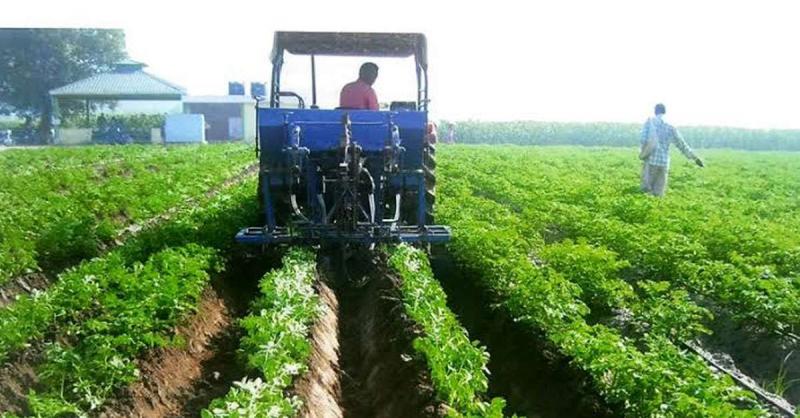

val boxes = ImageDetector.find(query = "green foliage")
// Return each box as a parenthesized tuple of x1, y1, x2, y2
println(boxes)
(442, 145, 800, 338)
(387, 244, 506, 417)
(435, 146, 774, 416)
(442, 120, 800, 151)
(0, 143, 252, 283)
(0, 174, 258, 364)
(202, 248, 320, 418)
(633, 281, 712, 341)
(62, 113, 167, 141)
(27, 244, 221, 415)
(541, 240, 634, 313)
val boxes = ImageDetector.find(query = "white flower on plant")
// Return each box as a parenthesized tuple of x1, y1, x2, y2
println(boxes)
(234, 377, 266, 396)
(109, 356, 126, 369)
(288, 320, 307, 335)
(259, 340, 278, 353)
(284, 362, 303, 375)
(407, 258, 421, 272)
(268, 405, 283, 418)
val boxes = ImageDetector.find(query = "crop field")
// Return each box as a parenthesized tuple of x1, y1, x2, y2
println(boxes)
(434, 145, 800, 417)
(0, 143, 798, 418)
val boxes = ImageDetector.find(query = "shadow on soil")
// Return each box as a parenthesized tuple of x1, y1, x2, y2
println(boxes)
(324, 248, 442, 418)
(430, 247, 616, 418)
(176, 249, 281, 417)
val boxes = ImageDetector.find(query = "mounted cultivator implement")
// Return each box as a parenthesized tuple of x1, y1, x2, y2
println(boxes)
(235, 31, 449, 246)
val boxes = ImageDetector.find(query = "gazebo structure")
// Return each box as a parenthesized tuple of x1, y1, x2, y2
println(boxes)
(49, 59, 185, 144)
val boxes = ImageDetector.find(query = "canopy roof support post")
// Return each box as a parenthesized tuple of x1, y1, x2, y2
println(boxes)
(311, 54, 318, 109)
(50, 96, 60, 142)
(416, 64, 422, 110)
(423, 68, 429, 111)
(271, 58, 282, 108)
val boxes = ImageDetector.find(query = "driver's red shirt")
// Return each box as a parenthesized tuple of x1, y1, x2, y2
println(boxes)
(339, 80, 378, 110)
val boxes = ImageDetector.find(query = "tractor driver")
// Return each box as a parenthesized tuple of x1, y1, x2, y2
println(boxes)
(339, 62, 379, 110)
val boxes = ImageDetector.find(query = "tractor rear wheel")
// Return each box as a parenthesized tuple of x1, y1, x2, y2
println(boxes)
(423, 141, 436, 224)
(257, 174, 264, 213)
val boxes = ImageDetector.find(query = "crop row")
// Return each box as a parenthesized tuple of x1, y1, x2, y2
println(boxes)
(445, 147, 800, 339)
(0, 143, 253, 283)
(0, 176, 259, 366)
(0, 173, 259, 417)
(436, 175, 766, 416)
(203, 242, 509, 418)
(25, 245, 220, 416)
(0, 145, 167, 176)
(386, 244, 506, 417)
(203, 247, 320, 417)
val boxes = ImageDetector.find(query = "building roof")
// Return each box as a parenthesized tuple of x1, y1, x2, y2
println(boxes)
(50, 60, 186, 100)
(183, 95, 256, 104)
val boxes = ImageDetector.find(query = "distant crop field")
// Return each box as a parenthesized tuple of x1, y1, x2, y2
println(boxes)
(444, 120, 800, 151)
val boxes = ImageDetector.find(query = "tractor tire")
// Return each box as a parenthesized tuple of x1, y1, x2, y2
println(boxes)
(257, 174, 264, 213)
(423, 141, 436, 224)
(399, 139, 437, 226)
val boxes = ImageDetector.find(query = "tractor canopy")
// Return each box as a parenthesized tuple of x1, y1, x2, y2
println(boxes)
(266, 31, 430, 111)
(270, 31, 427, 69)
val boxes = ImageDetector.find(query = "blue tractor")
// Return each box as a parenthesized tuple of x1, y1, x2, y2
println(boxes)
(236, 32, 450, 246)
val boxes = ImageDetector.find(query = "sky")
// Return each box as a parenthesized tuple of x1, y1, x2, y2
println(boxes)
(3, 0, 800, 129)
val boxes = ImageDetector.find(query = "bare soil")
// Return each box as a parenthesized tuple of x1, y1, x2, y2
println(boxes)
(0, 343, 44, 415)
(319, 249, 444, 418)
(98, 288, 233, 418)
(0, 273, 51, 308)
(295, 280, 344, 418)
(701, 310, 800, 406)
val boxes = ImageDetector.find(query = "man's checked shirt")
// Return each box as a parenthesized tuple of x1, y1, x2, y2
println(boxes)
(640, 115, 697, 167)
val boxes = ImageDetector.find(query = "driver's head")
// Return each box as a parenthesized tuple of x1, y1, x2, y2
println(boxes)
(654, 103, 666, 116)
(359, 62, 379, 85)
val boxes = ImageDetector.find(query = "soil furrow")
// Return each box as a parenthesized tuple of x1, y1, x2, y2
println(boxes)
(430, 247, 614, 418)
(99, 252, 267, 418)
(97, 288, 232, 418)
(321, 249, 443, 418)
(0, 343, 44, 415)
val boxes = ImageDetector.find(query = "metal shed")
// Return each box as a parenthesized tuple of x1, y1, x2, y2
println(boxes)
(49, 60, 185, 144)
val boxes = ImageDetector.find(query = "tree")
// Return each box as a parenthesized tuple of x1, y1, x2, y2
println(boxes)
(0, 29, 126, 143)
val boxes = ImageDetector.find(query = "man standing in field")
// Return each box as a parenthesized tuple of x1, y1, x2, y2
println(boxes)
(639, 103, 704, 196)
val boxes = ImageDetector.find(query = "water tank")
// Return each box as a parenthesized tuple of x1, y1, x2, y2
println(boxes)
(250, 82, 266, 98)
(165, 114, 206, 143)
(228, 82, 245, 96)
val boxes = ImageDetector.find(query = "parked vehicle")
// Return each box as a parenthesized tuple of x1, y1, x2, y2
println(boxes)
(1, 130, 12, 146)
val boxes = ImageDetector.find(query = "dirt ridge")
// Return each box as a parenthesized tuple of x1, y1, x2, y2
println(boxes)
(0, 343, 44, 415)
(295, 280, 344, 418)
(332, 251, 443, 418)
(97, 288, 232, 418)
